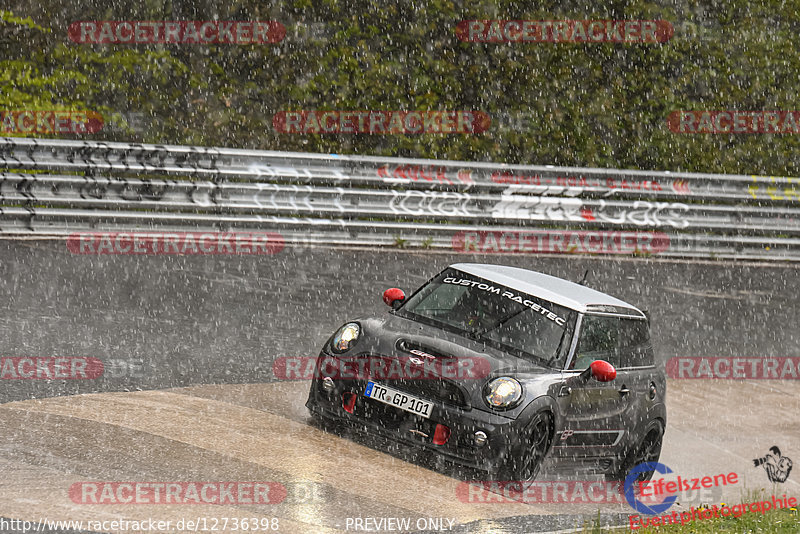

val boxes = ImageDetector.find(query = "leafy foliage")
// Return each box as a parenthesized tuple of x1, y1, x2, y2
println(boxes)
(2, 1, 799, 175)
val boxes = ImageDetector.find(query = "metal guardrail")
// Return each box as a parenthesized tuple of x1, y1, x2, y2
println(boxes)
(2, 137, 800, 260)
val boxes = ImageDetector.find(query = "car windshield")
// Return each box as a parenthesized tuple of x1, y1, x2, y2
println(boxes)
(398, 269, 577, 367)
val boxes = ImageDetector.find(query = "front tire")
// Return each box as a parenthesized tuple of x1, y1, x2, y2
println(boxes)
(502, 411, 554, 483)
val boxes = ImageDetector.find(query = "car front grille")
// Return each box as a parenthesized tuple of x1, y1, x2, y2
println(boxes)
(364, 351, 470, 408)
(379, 376, 468, 408)
(317, 351, 471, 408)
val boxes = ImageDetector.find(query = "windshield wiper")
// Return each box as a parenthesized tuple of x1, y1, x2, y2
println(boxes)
(545, 313, 574, 367)
(469, 306, 530, 339)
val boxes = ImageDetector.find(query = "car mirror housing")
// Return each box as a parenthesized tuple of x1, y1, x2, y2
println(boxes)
(570, 359, 617, 384)
(588, 360, 617, 382)
(382, 287, 406, 309)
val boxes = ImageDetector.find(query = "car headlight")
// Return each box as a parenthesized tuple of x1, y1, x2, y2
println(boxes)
(484, 377, 523, 409)
(331, 322, 360, 353)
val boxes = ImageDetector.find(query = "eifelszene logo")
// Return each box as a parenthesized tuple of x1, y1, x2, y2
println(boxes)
(625, 462, 739, 515)
(624, 462, 677, 515)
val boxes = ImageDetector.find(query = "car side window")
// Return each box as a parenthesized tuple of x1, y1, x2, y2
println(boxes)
(572, 315, 653, 370)
(618, 318, 654, 367)
(573, 315, 621, 369)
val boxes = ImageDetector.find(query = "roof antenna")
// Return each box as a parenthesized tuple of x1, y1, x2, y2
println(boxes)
(577, 269, 590, 286)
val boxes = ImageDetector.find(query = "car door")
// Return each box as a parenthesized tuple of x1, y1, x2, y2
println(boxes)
(552, 314, 637, 458)
(614, 317, 661, 448)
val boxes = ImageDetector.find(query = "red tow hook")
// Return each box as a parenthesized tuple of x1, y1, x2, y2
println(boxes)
(342, 392, 357, 414)
(432, 424, 451, 445)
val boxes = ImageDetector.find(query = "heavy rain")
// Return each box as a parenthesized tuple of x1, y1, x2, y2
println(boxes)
(1, 2, 799, 533)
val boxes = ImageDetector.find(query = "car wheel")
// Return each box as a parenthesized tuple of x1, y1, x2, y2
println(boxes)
(506, 411, 554, 483)
(608, 420, 664, 483)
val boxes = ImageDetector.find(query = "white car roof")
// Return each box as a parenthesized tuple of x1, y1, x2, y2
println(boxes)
(450, 263, 645, 316)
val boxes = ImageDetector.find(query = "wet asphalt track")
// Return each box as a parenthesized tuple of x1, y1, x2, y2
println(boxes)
(0, 239, 799, 533)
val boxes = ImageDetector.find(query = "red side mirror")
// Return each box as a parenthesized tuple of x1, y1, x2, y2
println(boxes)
(383, 288, 406, 308)
(590, 360, 617, 382)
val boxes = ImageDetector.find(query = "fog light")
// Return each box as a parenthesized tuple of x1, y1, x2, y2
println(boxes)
(322, 376, 335, 393)
(474, 431, 488, 447)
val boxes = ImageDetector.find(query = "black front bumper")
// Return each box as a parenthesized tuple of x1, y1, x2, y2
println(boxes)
(305, 363, 526, 475)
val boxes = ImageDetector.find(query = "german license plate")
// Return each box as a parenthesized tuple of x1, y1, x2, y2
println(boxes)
(363, 381, 433, 418)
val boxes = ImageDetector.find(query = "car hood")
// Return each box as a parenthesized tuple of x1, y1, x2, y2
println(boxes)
(343, 312, 565, 412)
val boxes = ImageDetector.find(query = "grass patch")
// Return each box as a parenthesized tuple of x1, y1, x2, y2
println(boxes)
(628, 507, 799, 533)
(605, 490, 800, 533)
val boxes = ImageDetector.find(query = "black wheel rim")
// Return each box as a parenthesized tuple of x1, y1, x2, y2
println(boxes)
(520, 413, 552, 482)
(630, 426, 663, 482)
